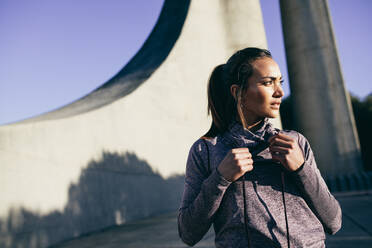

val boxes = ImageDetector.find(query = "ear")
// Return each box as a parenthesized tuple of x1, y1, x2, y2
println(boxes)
(230, 84, 239, 101)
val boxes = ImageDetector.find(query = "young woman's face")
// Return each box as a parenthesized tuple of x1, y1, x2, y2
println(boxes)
(240, 57, 284, 122)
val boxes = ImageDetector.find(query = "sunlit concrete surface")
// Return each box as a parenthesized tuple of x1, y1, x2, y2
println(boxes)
(51, 191, 372, 248)
(326, 191, 372, 247)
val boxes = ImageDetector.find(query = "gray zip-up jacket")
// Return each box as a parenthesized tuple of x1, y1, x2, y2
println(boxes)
(178, 119, 342, 248)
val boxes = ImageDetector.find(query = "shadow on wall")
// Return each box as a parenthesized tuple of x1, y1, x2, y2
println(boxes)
(0, 151, 185, 248)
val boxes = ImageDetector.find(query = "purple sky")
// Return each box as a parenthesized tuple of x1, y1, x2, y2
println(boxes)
(0, 0, 371, 125)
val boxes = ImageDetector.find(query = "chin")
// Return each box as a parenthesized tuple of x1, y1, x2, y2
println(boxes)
(265, 110, 280, 118)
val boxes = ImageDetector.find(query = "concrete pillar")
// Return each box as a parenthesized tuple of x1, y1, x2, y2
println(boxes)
(280, 0, 363, 176)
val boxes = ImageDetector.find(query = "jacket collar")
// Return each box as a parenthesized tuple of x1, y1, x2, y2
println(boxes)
(220, 118, 279, 150)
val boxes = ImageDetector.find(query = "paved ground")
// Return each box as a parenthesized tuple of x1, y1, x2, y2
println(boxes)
(52, 191, 372, 248)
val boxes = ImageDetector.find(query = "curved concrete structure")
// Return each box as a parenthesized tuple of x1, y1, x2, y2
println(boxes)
(16, 1, 191, 123)
(0, 0, 273, 247)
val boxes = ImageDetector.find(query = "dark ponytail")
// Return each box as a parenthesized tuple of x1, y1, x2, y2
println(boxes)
(204, 64, 236, 138)
(203, 47, 272, 138)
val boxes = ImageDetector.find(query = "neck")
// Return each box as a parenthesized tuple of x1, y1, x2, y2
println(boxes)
(246, 118, 264, 132)
(236, 115, 265, 132)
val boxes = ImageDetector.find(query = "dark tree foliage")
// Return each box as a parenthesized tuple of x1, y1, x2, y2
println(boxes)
(350, 94, 372, 171)
(280, 93, 372, 171)
(279, 95, 296, 131)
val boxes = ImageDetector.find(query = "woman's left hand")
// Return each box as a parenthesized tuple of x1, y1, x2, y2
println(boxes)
(268, 133, 304, 172)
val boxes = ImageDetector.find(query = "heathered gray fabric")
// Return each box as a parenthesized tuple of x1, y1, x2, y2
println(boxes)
(178, 118, 342, 248)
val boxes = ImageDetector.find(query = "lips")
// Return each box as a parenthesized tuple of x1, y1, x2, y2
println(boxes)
(270, 102, 281, 109)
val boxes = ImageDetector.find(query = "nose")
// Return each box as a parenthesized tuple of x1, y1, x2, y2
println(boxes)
(273, 82, 284, 98)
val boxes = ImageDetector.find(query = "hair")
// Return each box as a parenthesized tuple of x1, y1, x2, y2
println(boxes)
(203, 47, 272, 138)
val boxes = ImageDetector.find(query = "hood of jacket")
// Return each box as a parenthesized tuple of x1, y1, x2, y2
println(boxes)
(219, 118, 280, 159)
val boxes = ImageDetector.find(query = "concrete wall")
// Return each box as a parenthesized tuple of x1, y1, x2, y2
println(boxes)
(0, 0, 274, 247)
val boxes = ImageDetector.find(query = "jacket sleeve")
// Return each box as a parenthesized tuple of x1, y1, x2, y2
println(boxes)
(178, 139, 232, 246)
(290, 133, 342, 235)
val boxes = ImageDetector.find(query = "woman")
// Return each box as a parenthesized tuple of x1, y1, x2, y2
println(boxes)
(178, 47, 342, 248)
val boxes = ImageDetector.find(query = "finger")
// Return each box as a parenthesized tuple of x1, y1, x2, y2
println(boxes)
(271, 153, 281, 161)
(271, 153, 284, 163)
(270, 146, 289, 154)
(269, 139, 292, 148)
(234, 152, 252, 160)
(268, 135, 275, 143)
(238, 158, 254, 166)
(275, 132, 294, 141)
(231, 148, 249, 153)
(268, 133, 293, 143)
(243, 164, 254, 172)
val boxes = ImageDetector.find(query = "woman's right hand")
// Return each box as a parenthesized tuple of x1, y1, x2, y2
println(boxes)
(217, 148, 253, 182)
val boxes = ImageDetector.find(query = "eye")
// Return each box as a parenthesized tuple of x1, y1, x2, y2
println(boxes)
(280, 80, 284, 85)
(262, 81, 273, 86)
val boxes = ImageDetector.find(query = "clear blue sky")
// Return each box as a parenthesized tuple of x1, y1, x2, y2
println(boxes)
(0, 0, 371, 125)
